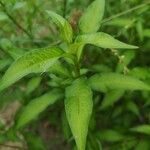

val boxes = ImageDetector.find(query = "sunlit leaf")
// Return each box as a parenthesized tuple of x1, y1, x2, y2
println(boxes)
(65, 78, 93, 150)
(46, 10, 73, 43)
(79, 0, 105, 33)
(89, 73, 150, 93)
(76, 32, 138, 49)
(0, 47, 64, 92)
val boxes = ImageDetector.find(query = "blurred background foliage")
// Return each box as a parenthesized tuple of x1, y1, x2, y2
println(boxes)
(0, 0, 150, 149)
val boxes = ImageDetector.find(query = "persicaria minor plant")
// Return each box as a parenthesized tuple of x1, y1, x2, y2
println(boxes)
(0, 0, 150, 150)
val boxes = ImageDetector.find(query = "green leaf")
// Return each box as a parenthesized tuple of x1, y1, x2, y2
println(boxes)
(76, 32, 138, 49)
(97, 129, 124, 142)
(46, 10, 73, 43)
(65, 78, 93, 150)
(26, 77, 42, 95)
(79, 0, 105, 33)
(130, 125, 150, 135)
(16, 89, 63, 128)
(101, 90, 124, 109)
(0, 47, 64, 92)
(89, 73, 150, 93)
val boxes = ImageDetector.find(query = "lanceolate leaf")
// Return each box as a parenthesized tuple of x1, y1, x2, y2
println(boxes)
(130, 125, 150, 135)
(89, 73, 150, 93)
(0, 47, 64, 92)
(16, 89, 63, 128)
(79, 0, 105, 33)
(76, 32, 138, 49)
(46, 10, 73, 43)
(65, 78, 93, 150)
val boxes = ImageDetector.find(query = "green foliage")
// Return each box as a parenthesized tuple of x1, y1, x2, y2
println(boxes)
(26, 77, 42, 95)
(0, 47, 63, 91)
(0, 0, 149, 149)
(76, 32, 138, 49)
(89, 73, 150, 92)
(130, 125, 150, 135)
(97, 129, 124, 142)
(16, 89, 63, 128)
(79, 0, 105, 33)
(46, 10, 73, 43)
(65, 78, 93, 150)
(100, 90, 124, 109)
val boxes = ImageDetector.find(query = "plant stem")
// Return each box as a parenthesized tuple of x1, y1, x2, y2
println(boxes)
(102, 1, 150, 24)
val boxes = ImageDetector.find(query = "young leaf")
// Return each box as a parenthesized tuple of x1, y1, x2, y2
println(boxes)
(101, 90, 124, 109)
(0, 47, 64, 92)
(65, 78, 93, 150)
(46, 10, 73, 43)
(16, 89, 63, 128)
(89, 73, 150, 93)
(130, 125, 150, 135)
(76, 32, 138, 49)
(79, 0, 105, 33)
